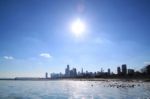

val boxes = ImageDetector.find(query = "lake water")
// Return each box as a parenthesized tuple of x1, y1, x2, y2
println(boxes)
(0, 80, 150, 99)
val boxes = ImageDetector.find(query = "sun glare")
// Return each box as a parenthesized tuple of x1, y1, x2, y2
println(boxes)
(71, 19, 85, 37)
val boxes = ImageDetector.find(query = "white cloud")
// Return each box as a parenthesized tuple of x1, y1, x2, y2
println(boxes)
(144, 61, 150, 65)
(3, 56, 14, 60)
(40, 53, 52, 58)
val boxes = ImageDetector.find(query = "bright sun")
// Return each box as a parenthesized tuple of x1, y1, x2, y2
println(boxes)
(71, 19, 85, 37)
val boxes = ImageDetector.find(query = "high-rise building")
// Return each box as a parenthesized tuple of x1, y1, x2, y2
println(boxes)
(65, 64, 70, 77)
(69, 68, 77, 77)
(45, 72, 48, 78)
(122, 64, 127, 75)
(67, 64, 70, 70)
(117, 67, 121, 75)
(81, 68, 83, 74)
(108, 68, 110, 75)
(128, 69, 134, 75)
(101, 68, 104, 73)
(73, 68, 77, 77)
(70, 70, 73, 77)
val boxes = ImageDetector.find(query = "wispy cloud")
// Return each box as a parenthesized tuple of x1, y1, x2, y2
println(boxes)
(40, 53, 52, 58)
(3, 56, 14, 60)
(144, 61, 150, 65)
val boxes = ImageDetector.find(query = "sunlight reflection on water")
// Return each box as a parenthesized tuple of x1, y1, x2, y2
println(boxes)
(0, 80, 150, 99)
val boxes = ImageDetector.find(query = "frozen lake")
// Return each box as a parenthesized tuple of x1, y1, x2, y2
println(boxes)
(0, 80, 150, 99)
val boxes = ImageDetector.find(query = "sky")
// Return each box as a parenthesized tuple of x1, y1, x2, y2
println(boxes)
(0, 0, 150, 78)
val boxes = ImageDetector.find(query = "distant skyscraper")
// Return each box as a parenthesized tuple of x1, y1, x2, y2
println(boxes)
(81, 68, 83, 74)
(45, 72, 48, 78)
(101, 68, 104, 73)
(70, 70, 73, 77)
(73, 68, 77, 77)
(67, 64, 70, 70)
(65, 64, 70, 77)
(128, 69, 134, 75)
(117, 67, 121, 75)
(69, 68, 77, 77)
(122, 64, 127, 75)
(108, 68, 110, 75)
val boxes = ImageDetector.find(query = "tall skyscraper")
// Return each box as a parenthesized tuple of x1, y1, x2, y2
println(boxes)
(122, 64, 127, 75)
(67, 64, 70, 70)
(81, 68, 83, 74)
(65, 64, 70, 77)
(45, 72, 48, 78)
(101, 68, 104, 73)
(108, 68, 110, 75)
(72, 68, 77, 77)
(117, 67, 121, 75)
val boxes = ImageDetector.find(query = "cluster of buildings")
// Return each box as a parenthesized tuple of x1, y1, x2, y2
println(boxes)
(49, 65, 84, 79)
(117, 64, 135, 76)
(45, 64, 137, 79)
(65, 65, 77, 77)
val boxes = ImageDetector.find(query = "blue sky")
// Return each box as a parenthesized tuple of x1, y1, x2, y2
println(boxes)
(0, 0, 150, 77)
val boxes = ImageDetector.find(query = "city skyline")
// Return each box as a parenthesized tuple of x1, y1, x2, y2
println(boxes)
(49, 64, 137, 79)
(0, 0, 150, 78)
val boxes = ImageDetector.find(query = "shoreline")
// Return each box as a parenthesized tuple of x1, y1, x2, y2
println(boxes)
(0, 78, 150, 82)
